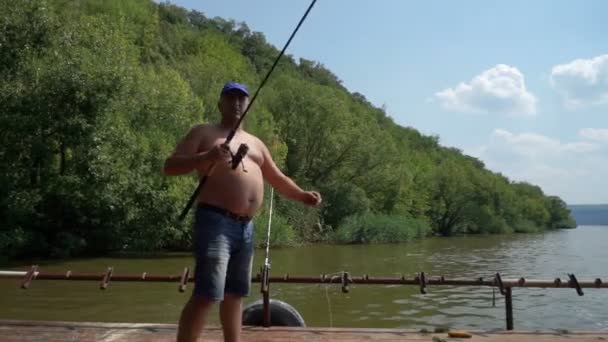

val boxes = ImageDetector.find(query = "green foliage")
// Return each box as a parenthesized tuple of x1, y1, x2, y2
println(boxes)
(274, 196, 323, 243)
(253, 211, 297, 248)
(0, 0, 577, 259)
(426, 159, 475, 236)
(512, 220, 542, 233)
(321, 183, 371, 228)
(332, 213, 431, 244)
(545, 196, 577, 228)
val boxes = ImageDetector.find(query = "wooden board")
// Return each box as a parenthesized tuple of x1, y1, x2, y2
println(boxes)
(1, 320, 607, 341)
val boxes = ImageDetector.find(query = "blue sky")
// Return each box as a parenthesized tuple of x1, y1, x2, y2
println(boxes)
(168, 0, 608, 204)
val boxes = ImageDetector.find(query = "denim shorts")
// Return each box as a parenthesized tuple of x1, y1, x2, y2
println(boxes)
(193, 205, 254, 300)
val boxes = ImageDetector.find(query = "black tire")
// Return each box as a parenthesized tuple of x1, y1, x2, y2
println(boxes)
(242, 299, 306, 327)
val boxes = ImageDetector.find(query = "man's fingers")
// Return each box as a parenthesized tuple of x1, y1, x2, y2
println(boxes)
(309, 191, 322, 205)
(220, 144, 231, 153)
(218, 144, 232, 160)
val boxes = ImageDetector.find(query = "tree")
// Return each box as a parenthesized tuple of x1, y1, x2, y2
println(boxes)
(426, 159, 475, 236)
(0, 0, 577, 259)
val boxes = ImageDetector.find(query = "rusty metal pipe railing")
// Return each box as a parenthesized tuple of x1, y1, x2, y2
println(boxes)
(505, 287, 514, 330)
(255, 275, 607, 288)
(4, 267, 606, 331)
(1, 269, 606, 289)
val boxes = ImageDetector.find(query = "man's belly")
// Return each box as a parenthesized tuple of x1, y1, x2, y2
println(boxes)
(197, 164, 264, 217)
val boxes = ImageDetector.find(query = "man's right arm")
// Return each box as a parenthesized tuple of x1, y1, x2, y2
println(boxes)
(163, 125, 209, 176)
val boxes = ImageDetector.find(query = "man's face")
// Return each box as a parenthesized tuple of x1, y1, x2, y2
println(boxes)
(219, 91, 249, 120)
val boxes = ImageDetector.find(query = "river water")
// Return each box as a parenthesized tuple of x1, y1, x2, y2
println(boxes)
(1, 226, 607, 331)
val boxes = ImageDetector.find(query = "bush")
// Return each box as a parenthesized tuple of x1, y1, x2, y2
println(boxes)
(321, 183, 371, 227)
(273, 195, 323, 243)
(331, 213, 431, 244)
(513, 220, 542, 233)
(253, 212, 297, 248)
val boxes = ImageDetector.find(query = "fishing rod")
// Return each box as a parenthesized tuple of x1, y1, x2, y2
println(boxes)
(178, 0, 319, 221)
(261, 188, 274, 327)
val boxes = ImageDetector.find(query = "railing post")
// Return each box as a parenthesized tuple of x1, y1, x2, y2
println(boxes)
(261, 266, 271, 327)
(505, 287, 513, 330)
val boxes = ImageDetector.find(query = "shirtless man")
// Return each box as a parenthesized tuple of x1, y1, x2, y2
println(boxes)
(163, 82, 321, 342)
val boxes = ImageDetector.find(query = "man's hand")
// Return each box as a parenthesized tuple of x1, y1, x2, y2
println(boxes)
(300, 191, 322, 206)
(205, 143, 232, 164)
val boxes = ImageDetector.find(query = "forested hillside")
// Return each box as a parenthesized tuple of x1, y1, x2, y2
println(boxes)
(0, 0, 576, 259)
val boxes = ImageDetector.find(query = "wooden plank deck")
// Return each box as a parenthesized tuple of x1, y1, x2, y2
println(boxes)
(1, 320, 607, 341)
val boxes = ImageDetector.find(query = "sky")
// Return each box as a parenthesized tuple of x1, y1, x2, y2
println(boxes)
(167, 0, 608, 204)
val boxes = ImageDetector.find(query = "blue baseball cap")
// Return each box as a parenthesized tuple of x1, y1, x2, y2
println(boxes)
(221, 82, 249, 97)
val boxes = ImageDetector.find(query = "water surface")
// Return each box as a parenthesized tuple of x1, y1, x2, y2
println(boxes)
(1, 226, 607, 331)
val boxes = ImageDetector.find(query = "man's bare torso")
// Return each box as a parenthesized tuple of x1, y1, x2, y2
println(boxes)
(195, 124, 265, 217)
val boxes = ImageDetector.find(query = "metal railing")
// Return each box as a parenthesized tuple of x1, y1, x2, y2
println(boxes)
(2, 265, 604, 330)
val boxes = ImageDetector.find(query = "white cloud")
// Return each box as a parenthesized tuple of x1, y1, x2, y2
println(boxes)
(579, 128, 608, 143)
(490, 129, 598, 158)
(467, 129, 607, 204)
(550, 54, 608, 108)
(435, 64, 537, 116)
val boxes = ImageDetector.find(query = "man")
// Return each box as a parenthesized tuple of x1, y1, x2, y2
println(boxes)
(163, 81, 322, 342)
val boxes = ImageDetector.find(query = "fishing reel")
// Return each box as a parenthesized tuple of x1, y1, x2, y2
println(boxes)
(230, 143, 249, 172)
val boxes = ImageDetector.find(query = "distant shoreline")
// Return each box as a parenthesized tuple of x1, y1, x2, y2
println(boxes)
(568, 204, 608, 226)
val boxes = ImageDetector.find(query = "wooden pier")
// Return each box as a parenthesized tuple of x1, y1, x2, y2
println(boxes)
(1, 320, 607, 342)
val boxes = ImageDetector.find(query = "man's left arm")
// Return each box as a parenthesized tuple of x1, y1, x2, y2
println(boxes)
(259, 141, 321, 206)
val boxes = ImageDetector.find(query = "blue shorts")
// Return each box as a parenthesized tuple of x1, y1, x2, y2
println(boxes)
(193, 205, 254, 300)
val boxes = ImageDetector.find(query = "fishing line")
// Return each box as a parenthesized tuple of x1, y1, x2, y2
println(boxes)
(264, 187, 274, 270)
